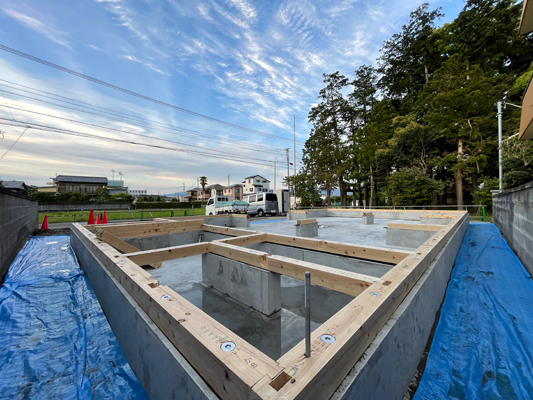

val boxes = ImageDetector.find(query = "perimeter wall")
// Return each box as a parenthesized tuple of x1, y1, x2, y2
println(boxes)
(492, 181, 533, 275)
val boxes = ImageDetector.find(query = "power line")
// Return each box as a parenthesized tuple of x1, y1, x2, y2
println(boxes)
(0, 127, 29, 161)
(0, 103, 276, 163)
(0, 43, 297, 144)
(0, 118, 277, 168)
(0, 79, 286, 155)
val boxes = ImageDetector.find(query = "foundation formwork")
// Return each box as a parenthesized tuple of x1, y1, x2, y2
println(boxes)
(70, 210, 468, 400)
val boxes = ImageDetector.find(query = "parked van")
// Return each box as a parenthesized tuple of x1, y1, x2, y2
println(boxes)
(244, 193, 278, 217)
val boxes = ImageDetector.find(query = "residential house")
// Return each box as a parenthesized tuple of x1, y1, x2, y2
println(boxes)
(223, 184, 243, 201)
(519, 1, 533, 140)
(242, 175, 270, 195)
(185, 187, 210, 202)
(38, 175, 108, 194)
(209, 184, 226, 198)
(2, 180, 31, 196)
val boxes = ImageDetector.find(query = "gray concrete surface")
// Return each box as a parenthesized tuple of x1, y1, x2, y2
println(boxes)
(333, 215, 470, 400)
(70, 229, 217, 400)
(251, 217, 415, 251)
(126, 230, 201, 250)
(202, 253, 281, 315)
(295, 221, 319, 237)
(493, 181, 533, 275)
(0, 189, 38, 282)
(420, 217, 451, 225)
(386, 228, 435, 248)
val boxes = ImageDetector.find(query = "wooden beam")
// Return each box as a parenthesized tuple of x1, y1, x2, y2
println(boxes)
(253, 212, 468, 400)
(296, 219, 316, 225)
(420, 214, 457, 219)
(265, 233, 410, 264)
(202, 224, 257, 237)
(209, 242, 268, 268)
(71, 223, 283, 400)
(265, 255, 378, 296)
(387, 223, 442, 232)
(125, 242, 211, 266)
(94, 228, 162, 269)
(99, 220, 205, 238)
(216, 233, 267, 247)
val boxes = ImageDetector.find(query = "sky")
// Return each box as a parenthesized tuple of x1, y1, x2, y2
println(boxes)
(0, 0, 465, 194)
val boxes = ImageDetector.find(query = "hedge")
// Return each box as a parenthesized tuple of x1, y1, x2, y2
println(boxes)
(134, 201, 203, 209)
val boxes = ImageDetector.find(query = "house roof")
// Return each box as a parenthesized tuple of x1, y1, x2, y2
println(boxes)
(229, 184, 243, 188)
(2, 180, 27, 190)
(54, 175, 108, 184)
(244, 175, 270, 181)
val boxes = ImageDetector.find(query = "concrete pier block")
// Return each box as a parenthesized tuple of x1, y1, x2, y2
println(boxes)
(231, 215, 250, 228)
(362, 212, 374, 225)
(202, 253, 281, 315)
(295, 219, 318, 238)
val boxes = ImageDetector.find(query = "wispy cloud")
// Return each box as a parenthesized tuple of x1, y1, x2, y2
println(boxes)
(1, 7, 71, 48)
(121, 54, 170, 76)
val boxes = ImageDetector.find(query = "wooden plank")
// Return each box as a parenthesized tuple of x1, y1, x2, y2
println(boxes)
(125, 242, 211, 265)
(209, 242, 268, 268)
(202, 224, 257, 237)
(99, 220, 205, 238)
(94, 228, 163, 269)
(387, 223, 442, 232)
(265, 255, 378, 296)
(296, 219, 316, 225)
(265, 233, 410, 264)
(72, 223, 283, 400)
(253, 212, 468, 400)
(216, 233, 267, 247)
(420, 214, 457, 219)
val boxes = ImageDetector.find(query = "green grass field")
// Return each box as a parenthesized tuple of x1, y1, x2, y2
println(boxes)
(39, 208, 206, 224)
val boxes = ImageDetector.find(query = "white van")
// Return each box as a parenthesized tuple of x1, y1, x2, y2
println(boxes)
(244, 193, 278, 217)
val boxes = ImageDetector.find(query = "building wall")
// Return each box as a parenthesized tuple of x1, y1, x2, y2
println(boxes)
(0, 189, 38, 283)
(492, 181, 533, 275)
(243, 176, 270, 195)
(57, 183, 105, 194)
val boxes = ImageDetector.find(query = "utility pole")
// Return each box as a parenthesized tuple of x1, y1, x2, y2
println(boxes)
(228, 174, 230, 188)
(293, 115, 296, 178)
(286, 148, 290, 206)
(111, 169, 115, 180)
(274, 157, 278, 190)
(497, 101, 503, 192)
(497, 100, 523, 192)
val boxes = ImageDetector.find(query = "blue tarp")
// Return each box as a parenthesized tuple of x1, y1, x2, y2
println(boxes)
(0, 236, 147, 399)
(414, 223, 533, 400)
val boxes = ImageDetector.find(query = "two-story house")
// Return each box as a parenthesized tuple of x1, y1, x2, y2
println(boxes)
(242, 175, 270, 195)
(223, 184, 243, 201)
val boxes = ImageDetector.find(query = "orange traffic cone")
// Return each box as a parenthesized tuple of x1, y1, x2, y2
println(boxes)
(88, 210, 95, 225)
(41, 215, 49, 229)
(96, 214, 101, 224)
(102, 211, 108, 224)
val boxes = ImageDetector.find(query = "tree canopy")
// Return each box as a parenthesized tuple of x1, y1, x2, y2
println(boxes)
(295, 0, 533, 207)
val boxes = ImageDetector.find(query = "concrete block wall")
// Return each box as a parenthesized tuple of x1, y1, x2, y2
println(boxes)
(0, 189, 38, 282)
(493, 181, 533, 275)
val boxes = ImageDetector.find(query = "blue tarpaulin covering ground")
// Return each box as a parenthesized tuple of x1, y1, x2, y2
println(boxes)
(414, 223, 533, 400)
(0, 236, 147, 399)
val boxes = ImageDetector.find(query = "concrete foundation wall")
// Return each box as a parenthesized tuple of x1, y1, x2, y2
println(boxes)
(420, 217, 451, 225)
(70, 230, 217, 400)
(202, 253, 281, 315)
(125, 230, 201, 250)
(288, 209, 434, 221)
(386, 228, 435, 248)
(333, 215, 469, 400)
(0, 190, 38, 282)
(493, 181, 533, 275)
(246, 243, 392, 278)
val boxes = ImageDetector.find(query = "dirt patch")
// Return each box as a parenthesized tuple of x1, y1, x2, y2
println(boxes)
(32, 228, 71, 236)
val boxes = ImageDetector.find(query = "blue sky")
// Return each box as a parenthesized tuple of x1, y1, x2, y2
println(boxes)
(0, 0, 464, 194)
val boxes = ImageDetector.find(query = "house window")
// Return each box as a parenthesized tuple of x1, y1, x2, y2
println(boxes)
(256, 179, 260, 183)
